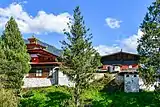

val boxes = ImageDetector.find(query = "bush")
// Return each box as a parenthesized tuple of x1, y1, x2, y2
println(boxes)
(0, 88, 18, 107)
(20, 86, 74, 107)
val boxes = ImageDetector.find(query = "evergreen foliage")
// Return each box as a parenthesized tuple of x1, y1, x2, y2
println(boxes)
(137, 0, 160, 85)
(60, 6, 101, 106)
(0, 88, 18, 107)
(0, 17, 31, 107)
(0, 17, 31, 89)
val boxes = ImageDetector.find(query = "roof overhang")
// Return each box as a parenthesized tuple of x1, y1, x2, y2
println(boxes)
(30, 62, 61, 65)
(102, 51, 139, 58)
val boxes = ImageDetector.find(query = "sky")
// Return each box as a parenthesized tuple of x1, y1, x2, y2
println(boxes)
(0, 0, 154, 55)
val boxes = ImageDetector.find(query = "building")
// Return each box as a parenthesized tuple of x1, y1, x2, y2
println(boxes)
(22, 37, 105, 88)
(23, 37, 74, 88)
(100, 51, 140, 92)
(23, 38, 158, 90)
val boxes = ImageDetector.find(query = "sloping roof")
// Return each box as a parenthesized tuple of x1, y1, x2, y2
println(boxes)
(24, 39, 62, 56)
(102, 51, 139, 58)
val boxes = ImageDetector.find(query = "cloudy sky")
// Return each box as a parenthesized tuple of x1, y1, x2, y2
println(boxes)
(0, 0, 153, 55)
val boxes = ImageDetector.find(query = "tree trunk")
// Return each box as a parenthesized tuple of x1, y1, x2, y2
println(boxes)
(74, 83, 80, 107)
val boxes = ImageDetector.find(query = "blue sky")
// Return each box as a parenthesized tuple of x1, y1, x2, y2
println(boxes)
(0, 0, 154, 55)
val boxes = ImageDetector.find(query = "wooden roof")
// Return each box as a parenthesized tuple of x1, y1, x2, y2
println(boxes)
(102, 51, 139, 58)
(24, 38, 61, 56)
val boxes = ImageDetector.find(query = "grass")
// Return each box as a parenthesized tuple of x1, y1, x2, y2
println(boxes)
(20, 86, 74, 107)
(92, 91, 160, 107)
(19, 86, 160, 107)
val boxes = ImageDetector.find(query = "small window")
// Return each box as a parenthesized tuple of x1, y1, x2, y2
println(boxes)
(126, 75, 129, 77)
(134, 75, 137, 77)
(36, 69, 42, 76)
(129, 65, 132, 69)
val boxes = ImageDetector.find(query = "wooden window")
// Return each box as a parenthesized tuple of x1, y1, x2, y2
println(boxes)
(36, 69, 42, 76)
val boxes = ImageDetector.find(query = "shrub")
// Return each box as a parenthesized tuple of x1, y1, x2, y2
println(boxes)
(20, 86, 74, 107)
(0, 88, 18, 107)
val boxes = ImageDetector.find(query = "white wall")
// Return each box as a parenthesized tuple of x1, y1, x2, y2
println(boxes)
(58, 71, 75, 87)
(23, 78, 54, 88)
(94, 73, 106, 80)
(139, 78, 159, 91)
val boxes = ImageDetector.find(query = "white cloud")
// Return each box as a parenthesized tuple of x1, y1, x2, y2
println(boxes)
(94, 29, 143, 56)
(94, 45, 121, 55)
(105, 17, 122, 29)
(0, 3, 72, 34)
(121, 29, 143, 52)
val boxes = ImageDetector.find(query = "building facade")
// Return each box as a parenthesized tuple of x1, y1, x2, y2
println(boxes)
(23, 38, 159, 91)
(100, 51, 140, 92)
(23, 37, 74, 88)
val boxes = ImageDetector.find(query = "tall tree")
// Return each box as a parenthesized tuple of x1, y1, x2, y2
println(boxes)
(0, 17, 31, 90)
(137, 0, 160, 86)
(0, 40, 6, 88)
(60, 6, 101, 106)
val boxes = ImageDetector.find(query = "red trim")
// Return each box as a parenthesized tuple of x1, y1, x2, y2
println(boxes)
(30, 62, 61, 65)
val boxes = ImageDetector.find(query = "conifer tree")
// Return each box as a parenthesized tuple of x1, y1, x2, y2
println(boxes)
(0, 41, 6, 88)
(137, 0, 160, 86)
(61, 6, 101, 106)
(0, 17, 31, 89)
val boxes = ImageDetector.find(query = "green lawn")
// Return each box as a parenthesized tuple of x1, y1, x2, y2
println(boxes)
(20, 86, 160, 107)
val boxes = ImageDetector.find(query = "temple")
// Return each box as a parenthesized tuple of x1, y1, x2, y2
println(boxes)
(23, 37, 74, 88)
(26, 37, 61, 78)
(22, 37, 158, 91)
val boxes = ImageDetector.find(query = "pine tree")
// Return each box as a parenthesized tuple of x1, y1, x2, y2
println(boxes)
(137, 0, 160, 86)
(0, 17, 31, 89)
(0, 40, 6, 88)
(61, 6, 101, 106)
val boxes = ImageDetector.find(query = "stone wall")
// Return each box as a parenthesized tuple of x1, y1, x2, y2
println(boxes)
(124, 74, 139, 92)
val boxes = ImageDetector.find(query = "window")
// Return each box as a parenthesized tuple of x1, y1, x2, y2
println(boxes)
(114, 66, 120, 72)
(126, 75, 129, 77)
(134, 75, 137, 77)
(129, 65, 132, 69)
(36, 69, 42, 76)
